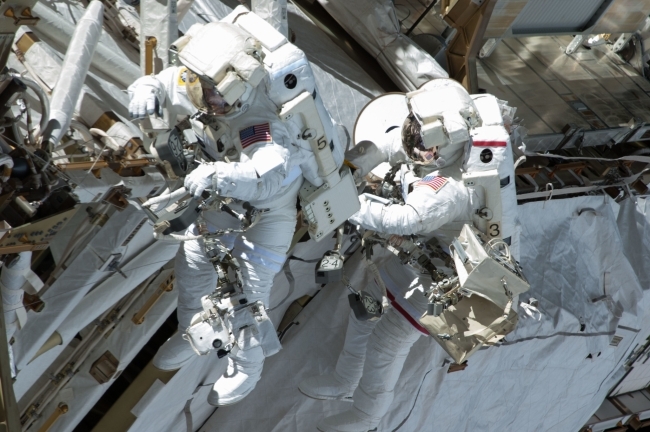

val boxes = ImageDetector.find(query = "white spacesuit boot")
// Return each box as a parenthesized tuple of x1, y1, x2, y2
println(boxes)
(317, 309, 421, 432)
(207, 344, 265, 406)
(299, 310, 377, 401)
(208, 307, 270, 406)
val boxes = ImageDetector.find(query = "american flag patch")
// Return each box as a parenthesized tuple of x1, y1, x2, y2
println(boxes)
(239, 123, 272, 148)
(415, 175, 448, 192)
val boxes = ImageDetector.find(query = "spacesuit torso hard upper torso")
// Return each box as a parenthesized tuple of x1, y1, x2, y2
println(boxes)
(398, 160, 475, 245)
(154, 66, 302, 206)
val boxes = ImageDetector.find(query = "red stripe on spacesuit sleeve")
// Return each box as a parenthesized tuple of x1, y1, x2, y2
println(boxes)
(472, 140, 507, 147)
(385, 290, 430, 335)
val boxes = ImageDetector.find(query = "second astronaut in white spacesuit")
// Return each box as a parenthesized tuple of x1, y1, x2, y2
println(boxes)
(129, 13, 344, 406)
(300, 79, 519, 431)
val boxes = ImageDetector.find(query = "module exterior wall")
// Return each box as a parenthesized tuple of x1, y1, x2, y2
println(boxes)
(510, 0, 605, 35)
(593, 0, 650, 34)
(26, 268, 178, 432)
(478, 36, 650, 147)
(13, 205, 153, 369)
(485, 0, 650, 39)
(485, 0, 528, 39)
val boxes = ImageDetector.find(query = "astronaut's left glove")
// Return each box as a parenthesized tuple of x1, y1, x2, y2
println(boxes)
(185, 163, 216, 198)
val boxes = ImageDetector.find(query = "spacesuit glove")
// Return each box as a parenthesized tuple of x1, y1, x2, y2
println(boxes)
(185, 163, 217, 198)
(347, 194, 369, 227)
(127, 76, 164, 118)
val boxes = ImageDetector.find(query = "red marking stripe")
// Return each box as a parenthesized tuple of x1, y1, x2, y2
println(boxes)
(473, 140, 507, 147)
(386, 290, 430, 335)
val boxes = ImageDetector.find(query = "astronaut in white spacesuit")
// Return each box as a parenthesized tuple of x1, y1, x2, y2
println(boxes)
(129, 13, 344, 406)
(299, 79, 519, 431)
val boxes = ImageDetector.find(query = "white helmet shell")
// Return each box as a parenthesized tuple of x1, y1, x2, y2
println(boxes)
(178, 22, 266, 89)
(407, 79, 481, 166)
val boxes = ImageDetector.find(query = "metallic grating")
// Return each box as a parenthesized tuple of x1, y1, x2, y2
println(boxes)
(511, 0, 611, 34)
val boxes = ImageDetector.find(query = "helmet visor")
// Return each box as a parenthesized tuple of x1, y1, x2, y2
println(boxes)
(401, 114, 438, 165)
(202, 86, 232, 115)
(186, 70, 233, 116)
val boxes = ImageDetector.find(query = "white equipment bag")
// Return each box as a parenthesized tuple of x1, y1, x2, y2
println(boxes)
(419, 224, 530, 364)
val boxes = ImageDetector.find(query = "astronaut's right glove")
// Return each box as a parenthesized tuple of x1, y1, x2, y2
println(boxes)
(348, 194, 369, 226)
(347, 194, 392, 234)
(185, 163, 216, 198)
(128, 76, 164, 118)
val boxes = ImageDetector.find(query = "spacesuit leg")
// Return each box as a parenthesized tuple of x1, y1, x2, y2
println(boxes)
(317, 308, 422, 432)
(299, 310, 377, 401)
(153, 229, 219, 370)
(299, 249, 393, 401)
(299, 253, 387, 400)
(208, 188, 298, 406)
(153, 212, 240, 371)
(207, 246, 283, 407)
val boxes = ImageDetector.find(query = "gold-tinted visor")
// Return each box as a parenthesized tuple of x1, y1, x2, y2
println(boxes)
(401, 114, 438, 165)
(185, 70, 233, 116)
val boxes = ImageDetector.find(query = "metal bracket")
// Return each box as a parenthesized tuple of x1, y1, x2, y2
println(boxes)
(144, 36, 158, 75)
(3, 7, 39, 25)
(89, 350, 119, 384)
(609, 118, 645, 147)
(555, 124, 582, 151)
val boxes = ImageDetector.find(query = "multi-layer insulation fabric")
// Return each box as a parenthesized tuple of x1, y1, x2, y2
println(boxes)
(197, 196, 650, 432)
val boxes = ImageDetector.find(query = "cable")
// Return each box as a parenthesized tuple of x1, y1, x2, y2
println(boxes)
(391, 368, 433, 431)
(89, 128, 124, 151)
(196, 13, 221, 23)
(6, 71, 50, 140)
(393, 3, 411, 28)
(268, 258, 296, 312)
(485, 237, 511, 262)
(405, 0, 438, 36)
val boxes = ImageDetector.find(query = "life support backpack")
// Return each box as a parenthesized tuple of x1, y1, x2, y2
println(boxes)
(462, 94, 519, 258)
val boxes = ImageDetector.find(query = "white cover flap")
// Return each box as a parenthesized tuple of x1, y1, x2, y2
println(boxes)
(235, 9, 287, 51)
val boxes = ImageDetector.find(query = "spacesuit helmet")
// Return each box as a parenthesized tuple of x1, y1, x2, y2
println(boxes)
(403, 79, 481, 167)
(176, 22, 267, 116)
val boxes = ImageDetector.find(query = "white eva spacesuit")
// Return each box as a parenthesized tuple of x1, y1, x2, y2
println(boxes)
(299, 79, 520, 431)
(128, 8, 344, 406)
